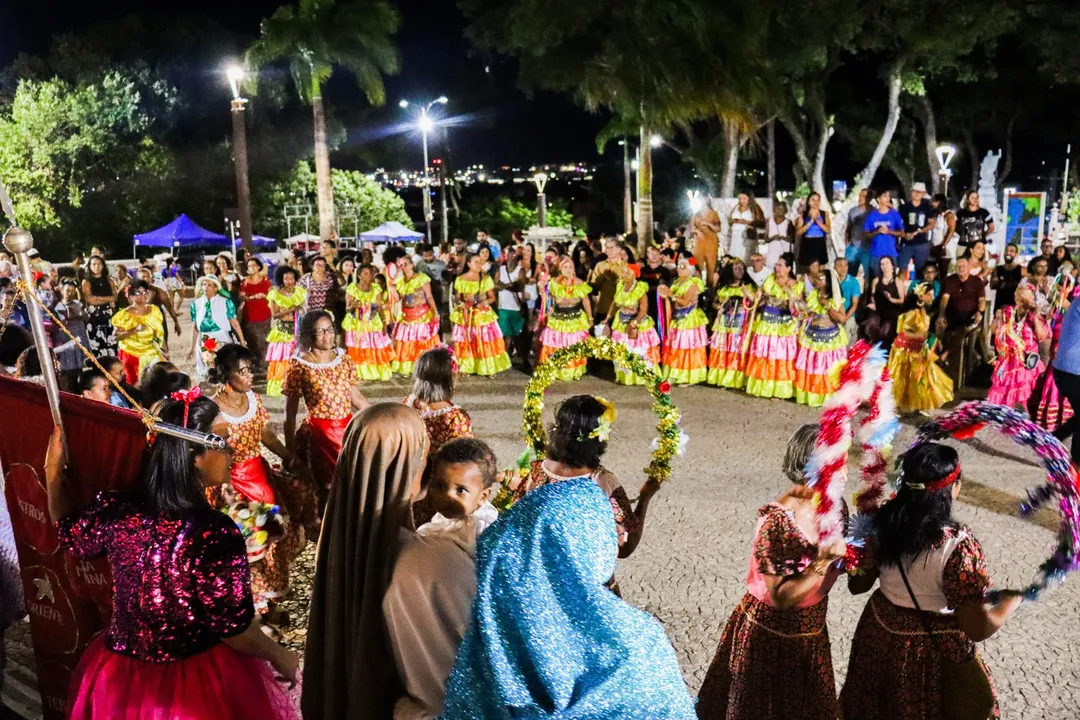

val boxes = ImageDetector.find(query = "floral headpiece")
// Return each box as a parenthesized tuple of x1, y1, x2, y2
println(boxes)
(583, 396, 617, 442)
(438, 343, 459, 374)
(170, 386, 203, 426)
(912, 281, 933, 298)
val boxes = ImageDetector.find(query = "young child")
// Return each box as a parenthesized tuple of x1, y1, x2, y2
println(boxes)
(416, 437, 499, 555)
(96, 355, 138, 409)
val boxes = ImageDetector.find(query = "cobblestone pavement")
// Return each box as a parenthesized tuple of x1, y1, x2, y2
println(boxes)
(6, 314, 1080, 718)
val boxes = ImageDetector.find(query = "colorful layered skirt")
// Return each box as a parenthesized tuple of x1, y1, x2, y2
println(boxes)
(342, 314, 394, 382)
(392, 305, 441, 376)
(1029, 366, 1073, 431)
(663, 306, 708, 386)
(794, 323, 848, 407)
(538, 303, 590, 381)
(68, 638, 298, 720)
(707, 305, 749, 389)
(295, 415, 350, 513)
(451, 305, 512, 376)
(987, 351, 1043, 409)
(265, 320, 297, 397)
(888, 333, 954, 413)
(611, 310, 662, 386)
(744, 306, 798, 399)
(696, 593, 837, 720)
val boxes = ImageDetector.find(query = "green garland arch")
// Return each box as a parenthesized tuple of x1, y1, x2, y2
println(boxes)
(522, 337, 683, 485)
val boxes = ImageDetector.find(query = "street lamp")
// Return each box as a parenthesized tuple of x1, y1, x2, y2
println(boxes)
(401, 97, 449, 243)
(687, 190, 704, 215)
(534, 173, 549, 227)
(650, 134, 664, 148)
(935, 144, 957, 196)
(226, 64, 253, 252)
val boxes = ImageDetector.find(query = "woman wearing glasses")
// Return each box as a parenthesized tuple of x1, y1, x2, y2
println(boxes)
(111, 280, 166, 385)
(283, 311, 369, 514)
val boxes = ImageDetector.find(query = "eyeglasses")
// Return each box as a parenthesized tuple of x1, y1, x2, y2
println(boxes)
(314, 327, 336, 336)
(234, 366, 254, 377)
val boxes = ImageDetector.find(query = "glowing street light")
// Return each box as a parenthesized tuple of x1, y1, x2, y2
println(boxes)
(936, 144, 957, 195)
(225, 63, 252, 252)
(649, 134, 664, 148)
(400, 97, 450, 242)
(534, 173, 549, 227)
(687, 189, 704, 214)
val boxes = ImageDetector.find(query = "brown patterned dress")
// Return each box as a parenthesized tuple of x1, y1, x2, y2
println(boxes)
(840, 528, 998, 719)
(696, 503, 842, 720)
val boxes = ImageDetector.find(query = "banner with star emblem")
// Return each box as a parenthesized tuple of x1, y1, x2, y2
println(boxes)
(0, 376, 146, 719)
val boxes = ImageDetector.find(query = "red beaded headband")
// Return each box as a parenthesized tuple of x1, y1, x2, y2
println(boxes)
(906, 465, 961, 492)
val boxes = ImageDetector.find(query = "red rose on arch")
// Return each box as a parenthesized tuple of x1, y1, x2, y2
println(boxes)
(658, 381, 671, 394)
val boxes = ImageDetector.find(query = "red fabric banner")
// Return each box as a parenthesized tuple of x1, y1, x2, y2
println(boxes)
(0, 376, 147, 719)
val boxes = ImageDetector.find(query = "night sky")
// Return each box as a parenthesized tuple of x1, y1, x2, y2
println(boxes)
(0, 0, 610, 168)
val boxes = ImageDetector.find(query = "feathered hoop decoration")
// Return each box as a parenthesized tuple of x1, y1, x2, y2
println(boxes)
(803, 341, 900, 555)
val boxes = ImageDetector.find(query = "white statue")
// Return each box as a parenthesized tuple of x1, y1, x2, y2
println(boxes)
(976, 150, 1006, 254)
(978, 150, 1001, 193)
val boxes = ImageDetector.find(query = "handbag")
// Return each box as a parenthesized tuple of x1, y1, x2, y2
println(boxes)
(897, 561, 995, 720)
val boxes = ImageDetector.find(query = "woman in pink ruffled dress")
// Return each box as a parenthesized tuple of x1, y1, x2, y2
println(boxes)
(987, 284, 1048, 409)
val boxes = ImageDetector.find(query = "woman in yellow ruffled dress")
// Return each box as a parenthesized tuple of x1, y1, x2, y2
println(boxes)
(707, 260, 757, 388)
(794, 272, 848, 407)
(538, 256, 593, 381)
(659, 256, 708, 385)
(111, 280, 166, 384)
(343, 264, 394, 381)
(604, 263, 662, 385)
(265, 266, 308, 397)
(744, 252, 804, 399)
(888, 282, 954, 415)
(391, 256, 441, 376)
(451, 253, 512, 376)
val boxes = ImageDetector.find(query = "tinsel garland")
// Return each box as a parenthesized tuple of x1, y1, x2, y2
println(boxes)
(804, 341, 900, 554)
(913, 402, 1080, 602)
(522, 337, 684, 486)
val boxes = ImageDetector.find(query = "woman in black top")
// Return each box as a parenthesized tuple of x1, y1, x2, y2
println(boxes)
(954, 190, 994, 254)
(81, 255, 118, 355)
(867, 256, 907, 349)
(640, 245, 673, 327)
(571, 241, 595, 282)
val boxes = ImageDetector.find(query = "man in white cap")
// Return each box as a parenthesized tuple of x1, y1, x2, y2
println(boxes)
(898, 181, 936, 279)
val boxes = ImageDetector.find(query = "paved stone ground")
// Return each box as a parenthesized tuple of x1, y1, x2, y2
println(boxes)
(6, 307, 1080, 718)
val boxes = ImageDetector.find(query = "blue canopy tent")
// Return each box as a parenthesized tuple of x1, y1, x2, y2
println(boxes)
(133, 214, 277, 256)
(358, 221, 423, 244)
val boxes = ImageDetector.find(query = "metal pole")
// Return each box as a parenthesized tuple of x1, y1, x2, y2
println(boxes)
(421, 109, 432, 244)
(5, 227, 63, 426)
(538, 193, 547, 228)
(623, 140, 633, 235)
(231, 98, 254, 253)
(439, 163, 449, 246)
(766, 119, 777, 202)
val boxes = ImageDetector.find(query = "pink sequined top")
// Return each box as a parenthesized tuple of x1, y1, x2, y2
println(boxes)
(57, 492, 254, 663)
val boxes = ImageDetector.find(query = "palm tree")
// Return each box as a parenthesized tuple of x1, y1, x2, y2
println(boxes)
(248, 0, 400, 240)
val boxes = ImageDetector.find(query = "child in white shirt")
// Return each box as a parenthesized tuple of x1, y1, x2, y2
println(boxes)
(416, 437, 499, 556)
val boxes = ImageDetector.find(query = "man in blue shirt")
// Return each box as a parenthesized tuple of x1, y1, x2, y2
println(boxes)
(897, 182, 936, 278)
(863, 189, 904, 279)
(1053, 299, 1080, 464)
(834, 257, 861, 344)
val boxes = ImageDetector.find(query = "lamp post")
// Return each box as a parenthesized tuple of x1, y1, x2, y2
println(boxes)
(620, 139, 633, 235)
(935, 144, 957, 197)
(226, 65, 254, 253)
(534, 172, 549, 228)
(687, 189, 704, 217)
(400, 97, 448, 244)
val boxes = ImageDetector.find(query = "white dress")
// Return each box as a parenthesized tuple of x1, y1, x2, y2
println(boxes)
(728, 207, 756, 262)
(764, 218, 793, 269)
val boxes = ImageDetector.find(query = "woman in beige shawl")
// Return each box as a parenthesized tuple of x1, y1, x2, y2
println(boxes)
(301, 403, 477, 720)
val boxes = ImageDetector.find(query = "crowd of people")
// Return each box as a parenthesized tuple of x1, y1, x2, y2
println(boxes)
(0, 196, 1078, 718)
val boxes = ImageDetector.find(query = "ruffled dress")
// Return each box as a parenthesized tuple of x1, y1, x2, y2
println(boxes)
(1030, 307, 1075, 430)
(538, 278, 592, 381)
(662, 276, 709, 385)
(987, 306, 1044, 408)
(342, 283, 393, 381)
(793, 293, 848, 407)
(744, 275, 804, 399)
(450, 275, 512, 376)
(209, 392, 310, 613)
(888, 308, 954, 413)
(707, 285, 753, 389)
(392, 273, 440, 376)
(610, 280, 662, 385)
(265, 286, 308, 397)
(697, 503, 843, 720)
